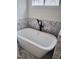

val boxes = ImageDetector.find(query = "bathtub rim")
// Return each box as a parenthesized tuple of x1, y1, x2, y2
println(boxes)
(17, 34, 57, 51)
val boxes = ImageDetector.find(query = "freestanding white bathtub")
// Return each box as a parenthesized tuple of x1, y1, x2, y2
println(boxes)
(17, 28, 57, 58)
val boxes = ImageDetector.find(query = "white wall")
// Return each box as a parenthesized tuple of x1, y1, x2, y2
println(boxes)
(17, 0, 61, 21)
(28, 0, 61, 21)
(17, 0, 28, 20)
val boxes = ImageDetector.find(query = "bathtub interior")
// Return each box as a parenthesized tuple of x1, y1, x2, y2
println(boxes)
(17, 28, 57, 47)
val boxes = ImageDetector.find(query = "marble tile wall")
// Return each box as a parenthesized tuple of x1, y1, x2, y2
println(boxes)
(41, 20, 61, 37)
(27, 18, 40, 30)
(17, 18, 61, 36)
(17, 18, 28, 31)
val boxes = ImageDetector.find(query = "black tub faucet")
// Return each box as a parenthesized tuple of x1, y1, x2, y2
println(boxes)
(37, 19, 44, 31)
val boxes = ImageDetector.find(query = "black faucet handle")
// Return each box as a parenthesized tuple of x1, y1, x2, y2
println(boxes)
(37, 19, 39, 24)
(37, 19, 42, 25)
(37, 19, 44, 31)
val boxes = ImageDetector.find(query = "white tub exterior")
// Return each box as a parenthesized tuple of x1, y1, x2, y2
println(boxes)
(17, 28, 57, 57)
